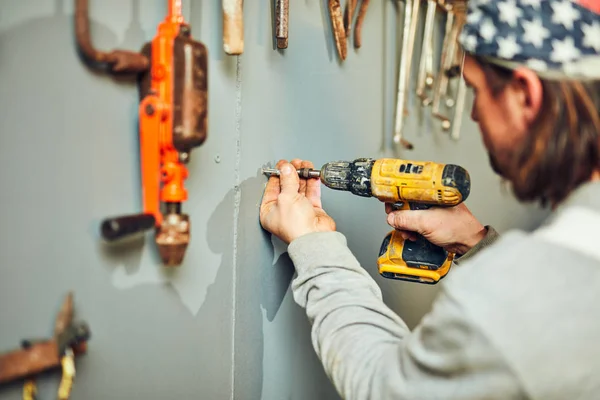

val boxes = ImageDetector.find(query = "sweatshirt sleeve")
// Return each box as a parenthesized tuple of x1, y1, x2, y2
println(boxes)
(455, 225, 500, 265)
(287, 231, 526, 400)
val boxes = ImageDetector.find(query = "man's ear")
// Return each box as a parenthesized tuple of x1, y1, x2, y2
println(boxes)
(512, 67, 543, 125)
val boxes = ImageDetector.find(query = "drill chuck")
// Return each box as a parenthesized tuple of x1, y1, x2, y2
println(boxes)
(319, 158, 375, 197)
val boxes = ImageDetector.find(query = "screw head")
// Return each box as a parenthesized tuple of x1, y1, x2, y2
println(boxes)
(145, 104, 155, 116)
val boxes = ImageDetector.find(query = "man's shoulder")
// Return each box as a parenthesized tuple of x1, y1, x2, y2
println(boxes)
(441, 225, 600, 398)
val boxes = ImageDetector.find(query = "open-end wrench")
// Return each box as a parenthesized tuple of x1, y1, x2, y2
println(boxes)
(451, 66, 467, 140)
(432, 2, 458, 131)
(393, 0, 420, 149)
(416, 0, 437, 107)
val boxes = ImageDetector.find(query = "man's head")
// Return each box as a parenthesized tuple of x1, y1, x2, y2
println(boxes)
(459, 0, 600, 206)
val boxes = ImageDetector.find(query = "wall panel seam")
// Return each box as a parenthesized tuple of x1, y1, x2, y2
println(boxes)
(230, 54, 243, 400)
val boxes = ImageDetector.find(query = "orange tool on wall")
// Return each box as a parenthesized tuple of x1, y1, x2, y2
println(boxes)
(75, 0, 208, 266)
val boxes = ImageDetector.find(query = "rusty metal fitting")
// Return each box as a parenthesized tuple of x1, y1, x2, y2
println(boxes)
(155, 213, 190, 266)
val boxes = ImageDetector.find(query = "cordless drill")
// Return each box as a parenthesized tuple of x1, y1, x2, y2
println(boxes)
(263, 158, 471, 284)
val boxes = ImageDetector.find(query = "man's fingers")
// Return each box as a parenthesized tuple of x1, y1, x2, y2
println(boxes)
(279, 162, 300, 195)
(302, 160, 322, 208)
(385, 203, 393, 214)
(291, 159, 306, 195)
(396, 229, 418, 241)
(262, 159, 287, 206)
(387, 210, 423, 233)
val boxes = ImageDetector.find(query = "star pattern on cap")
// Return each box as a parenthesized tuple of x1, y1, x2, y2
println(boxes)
(582, 21, 600, 51)
(522, 17, 550, 48)
(551, 0, 581, 30)
(458, 0, 600, 77)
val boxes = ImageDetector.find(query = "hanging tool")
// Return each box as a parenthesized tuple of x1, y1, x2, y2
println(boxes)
(223, 0, 244, 54)
(416, 0, 438, 107)
(0, 293, 91, 399)
(275, 0, 289, 49)
(450, 51, 467, 140)
(262, 157, 471, 284)
(432, 0, 466, 132)
(329, 0, 348, 61)
(344, 0, 357, 39)
(75, 0, 209, 266)
(74, 0, 148, 73)
(353, 0, 371, 49)
(329, 0, 371, 60)
(393, 0, 421, 149)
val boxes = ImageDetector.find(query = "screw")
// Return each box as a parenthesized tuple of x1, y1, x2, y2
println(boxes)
(145, 104, 155, 116)
(214, 155, 221, 163)
(179, 152, 190, 163)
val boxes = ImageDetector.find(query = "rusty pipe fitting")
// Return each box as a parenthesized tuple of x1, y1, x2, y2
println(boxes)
(74, 0, 149, 73)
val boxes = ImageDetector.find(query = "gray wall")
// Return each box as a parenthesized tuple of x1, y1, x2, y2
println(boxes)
(0, 1, 548, 399)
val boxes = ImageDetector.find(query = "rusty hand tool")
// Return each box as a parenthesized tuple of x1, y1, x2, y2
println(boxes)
(329, 0, 347, 61)
(393, 0, 421, 149)
(432, 1, 465, 131)
(223, 0, 244, 54)
(344, 0, 357, 38)
(451, 61, 467, 140)
(0, 292, 91, 399)
(275, 0, 289, 49)
(353, 0, 370, 49)
(75, 0, 149, 73)
(416, 0, 437, 106)
(76, 0, 209, 266)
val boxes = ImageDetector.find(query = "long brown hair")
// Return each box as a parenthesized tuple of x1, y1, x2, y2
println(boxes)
(474, 56, 600, 207)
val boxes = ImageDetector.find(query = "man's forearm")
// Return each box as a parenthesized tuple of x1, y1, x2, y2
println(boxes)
(286, 229, 525, 400)
(287, 231, 411, 399)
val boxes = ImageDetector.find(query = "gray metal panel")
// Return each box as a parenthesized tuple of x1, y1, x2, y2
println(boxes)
(0, 0, 235, 399)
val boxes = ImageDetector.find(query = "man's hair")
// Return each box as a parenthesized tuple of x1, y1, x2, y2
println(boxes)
(474, 56, 600, 207)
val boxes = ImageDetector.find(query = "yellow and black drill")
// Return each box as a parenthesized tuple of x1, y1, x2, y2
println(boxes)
(262, 158, 471, 284)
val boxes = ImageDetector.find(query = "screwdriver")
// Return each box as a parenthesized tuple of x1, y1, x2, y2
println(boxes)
(262, 167, 321, 179)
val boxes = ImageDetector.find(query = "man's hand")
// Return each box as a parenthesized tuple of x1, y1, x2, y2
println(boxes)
(385, 203, 488, 255)
(260, 159, 336, 244)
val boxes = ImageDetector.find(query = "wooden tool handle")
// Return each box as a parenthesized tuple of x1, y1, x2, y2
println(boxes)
(223, 0, 244, 55)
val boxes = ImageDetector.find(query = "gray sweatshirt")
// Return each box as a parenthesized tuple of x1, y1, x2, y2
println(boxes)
(287, 180, 600, 400)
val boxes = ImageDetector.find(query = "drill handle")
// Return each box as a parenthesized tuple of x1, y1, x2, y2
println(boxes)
(389, 201, 449, 269)
(100, 213, 156, 241)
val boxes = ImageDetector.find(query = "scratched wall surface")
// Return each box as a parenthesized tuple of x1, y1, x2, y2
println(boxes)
(0, 1, 548, 400)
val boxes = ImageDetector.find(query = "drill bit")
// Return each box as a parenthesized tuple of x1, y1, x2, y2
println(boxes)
(262, 167, 321, 179)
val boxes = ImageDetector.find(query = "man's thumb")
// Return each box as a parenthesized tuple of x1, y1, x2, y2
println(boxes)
(387, 210, 422, 231)
(279, 163, 299, 194)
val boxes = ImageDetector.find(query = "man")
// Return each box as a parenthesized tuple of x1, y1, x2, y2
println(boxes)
(260, 0, 600, 399)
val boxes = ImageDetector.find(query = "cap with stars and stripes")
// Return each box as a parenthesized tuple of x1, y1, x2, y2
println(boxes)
(458, 0, 600, 80)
